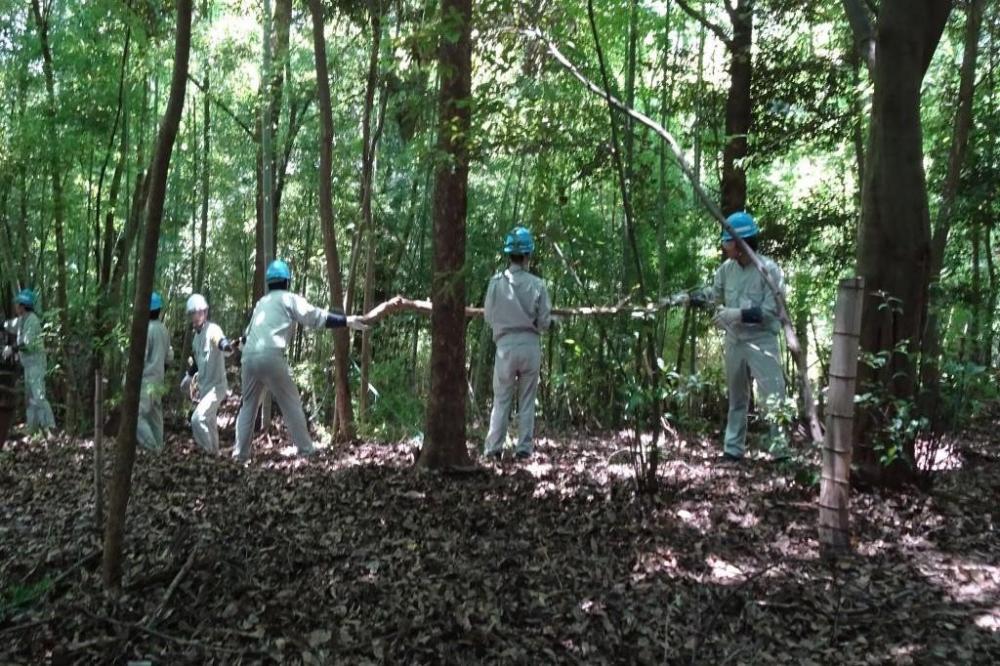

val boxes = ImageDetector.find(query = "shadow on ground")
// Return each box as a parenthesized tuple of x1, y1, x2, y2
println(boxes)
(1, 415, 998, 664)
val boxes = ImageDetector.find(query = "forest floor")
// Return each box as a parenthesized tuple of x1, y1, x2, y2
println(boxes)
(1, 408, 999, 665)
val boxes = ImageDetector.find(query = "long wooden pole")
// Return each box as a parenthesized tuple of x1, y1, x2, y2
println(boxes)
(819, 278, 865, 558)
(531, 29, 824, 445)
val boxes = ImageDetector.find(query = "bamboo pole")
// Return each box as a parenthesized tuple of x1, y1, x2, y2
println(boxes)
(94, 368, 105, 533)
(818, 277, 865, 558)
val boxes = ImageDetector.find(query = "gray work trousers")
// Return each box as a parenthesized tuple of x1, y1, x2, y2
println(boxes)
(484, 336, 541, 456)
(233, 353, 314, 461)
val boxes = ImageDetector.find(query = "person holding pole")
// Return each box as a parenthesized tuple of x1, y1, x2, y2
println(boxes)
(692, 212, 789, 462)
(482, 227, 554, 462)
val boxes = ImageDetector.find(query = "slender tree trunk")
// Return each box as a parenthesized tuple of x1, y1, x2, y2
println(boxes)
(970, 222, 984, 363)
(196, 0, 211, 292)
(918, 0, 984, 417)
(31, 0, 75, 430)
(587, 0, 645, 295)
(360, 10, 384, 425)
(693, 23, 705, 191)
(622, 0, 639, 291)
(418, 0, 473, 469)
(721, 0, 752, 215)
(986, 220, 997, 368)
(853, 0, 952, 485)
(102, 0, 192, 590)
(309, 0, 355, 439)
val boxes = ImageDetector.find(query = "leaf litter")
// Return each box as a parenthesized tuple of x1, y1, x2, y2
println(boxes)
(1, 413, 999, 665)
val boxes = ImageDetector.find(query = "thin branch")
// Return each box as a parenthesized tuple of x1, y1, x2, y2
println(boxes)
(674, 0, 733, 50)
(141, 543, 199, 629)
(186, 73, 255, 138)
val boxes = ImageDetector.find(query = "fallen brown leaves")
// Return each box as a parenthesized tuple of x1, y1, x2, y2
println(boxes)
(1, 417, 998, 665)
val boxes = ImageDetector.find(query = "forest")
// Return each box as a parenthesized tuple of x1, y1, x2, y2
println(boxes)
(1, 0, 999, 663)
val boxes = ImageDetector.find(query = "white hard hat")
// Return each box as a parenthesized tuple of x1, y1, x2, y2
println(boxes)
(186, 293, 209, 313)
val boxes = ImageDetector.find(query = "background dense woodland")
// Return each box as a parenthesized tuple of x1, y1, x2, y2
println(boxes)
(2, 0, 1000, 662)
(0, 0, 998, 463)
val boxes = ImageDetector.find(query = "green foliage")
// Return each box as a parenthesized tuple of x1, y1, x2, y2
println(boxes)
(0, 0, 997, 441)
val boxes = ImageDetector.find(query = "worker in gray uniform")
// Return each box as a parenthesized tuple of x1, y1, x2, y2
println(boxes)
(482, 227, 553, 461)
(2, 288, 55, 432)
(137, 291, 174, 451)
(232, 260, 369, 462)
(693, 211, 789, 462)
(181, 293, 234, 454)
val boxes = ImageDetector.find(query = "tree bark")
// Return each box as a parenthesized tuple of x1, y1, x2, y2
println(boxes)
(721, 0, 752, 215)
(102, 0, 192, 590)
(418, 0, 473, 469)
(853, 0, 952, 484)
(309, 0, 355, 439)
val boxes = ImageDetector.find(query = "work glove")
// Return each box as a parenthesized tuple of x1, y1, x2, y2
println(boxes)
(346, 316, 370, 332)
(689, 289, 711, 309)
(712, 307, 742, 329)
(1, 345, 12, 361)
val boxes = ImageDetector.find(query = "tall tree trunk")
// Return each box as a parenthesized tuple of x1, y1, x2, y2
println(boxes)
(721, 0, 752, 215)
(309, 0, 355, 439)
(853, 0, 952, 485)
(588, 0, 645, 295)
(31, 0, 75, 430)
(418, 0, 473, 469)
(918, 0, 984, 418)
(359, 10, 384, 425)
(693, 22, 705, 191)
(269, 0, 293, 251)
(986, 220, 997, 368)
(971, 221, 983, 363)
(102, 0, 192, 590)
(196, 0, 211, 292)
(622, 0, 639, 291)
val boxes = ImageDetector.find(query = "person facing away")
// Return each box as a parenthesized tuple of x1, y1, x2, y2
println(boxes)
(483, 226, 554, 462)
(181, 293, 234, 455)
(232, 259, 369, 463)
(693, 211, 789, 462)
(2, 288, 55, 433)
(137, 291, 174, 452)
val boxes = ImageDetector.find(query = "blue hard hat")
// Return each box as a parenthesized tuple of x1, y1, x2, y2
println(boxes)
(265, 259, 291, 283)
(721, 211, 759, 242)
(150, 291, 163, 311)
(503, 227, 535, 255)
(14, 288, 36, 308)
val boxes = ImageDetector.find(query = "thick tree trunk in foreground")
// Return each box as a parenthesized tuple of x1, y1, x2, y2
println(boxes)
(102, 0, 192, 590)
(853, 0, 952, 485)
(309, 0, 355, 439)
(419, 0, 473, 469)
